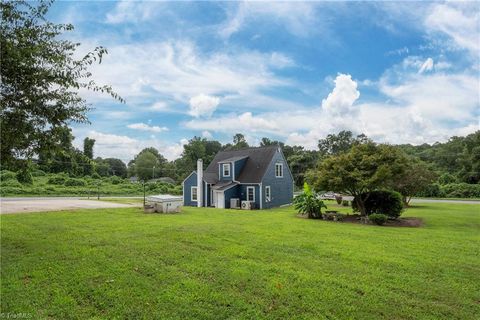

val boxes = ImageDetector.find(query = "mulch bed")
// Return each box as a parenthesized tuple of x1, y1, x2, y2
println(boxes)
(297, 213, 423, 227)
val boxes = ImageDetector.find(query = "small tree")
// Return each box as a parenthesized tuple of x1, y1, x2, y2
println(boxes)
(310, 142, 407, 217)
(293, 183, 327, 219)
(135, 151, 159, 182)
(392, 160, 436, 206)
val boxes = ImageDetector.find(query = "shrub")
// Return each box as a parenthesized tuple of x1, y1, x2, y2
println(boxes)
(294, 183, 327, 219)
(91, 172, 101, 179)
(369, 214, 388, 225)
(440, 183, 480, 198)
(2, 179, 23, 187)
(418, 183, 445, 198)
(64, 178, 86, 187)
(335, 195, 342, 205)
(109, 176, 123, 185)
(16, 169, 33, 184)
(1, 170, 17, 181)
(47, 173, 68, 185)
(323, 212, 345, 221)
(32, 169, 46, 177)
(352, 190, 404, 219)
(342, 200, 349, 206)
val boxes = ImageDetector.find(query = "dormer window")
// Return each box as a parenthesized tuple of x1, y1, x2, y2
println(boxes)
(275, 163, 283, 178)
(222, 163, 231, 177)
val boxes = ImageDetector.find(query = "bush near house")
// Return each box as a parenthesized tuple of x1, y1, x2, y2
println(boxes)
(369, 213, 388, 225)
(293, 183, 327, 219)
(352, 190, 404, 219)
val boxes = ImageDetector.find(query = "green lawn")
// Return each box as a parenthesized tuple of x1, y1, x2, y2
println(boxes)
(1, 203, 479, 319)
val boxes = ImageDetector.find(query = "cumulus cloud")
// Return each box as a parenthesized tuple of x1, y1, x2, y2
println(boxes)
(185, 112, 278, 134)
(127, 123, 168, 133)
(321, 74, 360, 115)
(79, 41, 295, 112)
(418, 58, 434, 73)
(201, 131, 213, 139)
(78, 131, 185, 162)
(188, 94, 220, 118)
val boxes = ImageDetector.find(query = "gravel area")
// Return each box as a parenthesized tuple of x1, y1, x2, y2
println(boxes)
(0, 198, 138, 214)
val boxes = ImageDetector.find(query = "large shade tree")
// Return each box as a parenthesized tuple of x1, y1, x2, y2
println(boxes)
(0, 0, 122, 170)
(310, 142, 408, 216)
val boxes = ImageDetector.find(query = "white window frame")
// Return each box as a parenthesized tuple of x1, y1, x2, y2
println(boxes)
(246, 186, 255, 202)
(222, 163, 231, 177)
(275, 163, 284, 178)
(191, 186, 198, 201)
(265, 186, 271, 202)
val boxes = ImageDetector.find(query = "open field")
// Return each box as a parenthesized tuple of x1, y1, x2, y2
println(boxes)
(1, 203, 479, 319)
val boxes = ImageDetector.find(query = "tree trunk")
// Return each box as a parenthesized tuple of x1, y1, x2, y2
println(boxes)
(355, 196, 367, 217)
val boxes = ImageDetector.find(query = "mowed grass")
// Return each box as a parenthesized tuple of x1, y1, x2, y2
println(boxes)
(1, 203, 479, 319)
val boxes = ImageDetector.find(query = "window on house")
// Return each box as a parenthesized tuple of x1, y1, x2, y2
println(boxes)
(275, 163, 283, 178)
(247, 186, 255, 202)
(265, 186, 271, 202)
(222, 163, 231, 177)
(191, 186, 198, 201)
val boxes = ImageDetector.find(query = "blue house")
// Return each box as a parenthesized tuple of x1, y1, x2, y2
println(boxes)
(182, 146, 294, 209)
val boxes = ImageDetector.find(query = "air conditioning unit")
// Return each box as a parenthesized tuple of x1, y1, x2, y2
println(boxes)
(230, 198, 240, 209)
(241, 201, 253, 210)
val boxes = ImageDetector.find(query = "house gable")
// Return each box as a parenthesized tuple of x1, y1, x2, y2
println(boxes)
(260, 148, 294, 209)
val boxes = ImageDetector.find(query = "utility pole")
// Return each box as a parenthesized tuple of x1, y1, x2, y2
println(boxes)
(152, 166, 155, 179)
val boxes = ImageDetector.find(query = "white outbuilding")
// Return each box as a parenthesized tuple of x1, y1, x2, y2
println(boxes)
(146, 194, 183, 213)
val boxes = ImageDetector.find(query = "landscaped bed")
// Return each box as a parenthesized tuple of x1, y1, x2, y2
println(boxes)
(1, 202, 479, 319)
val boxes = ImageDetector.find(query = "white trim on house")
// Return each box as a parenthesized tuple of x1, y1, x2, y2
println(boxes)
(182, 171, 196, 186)
(275, 163, 284, 178)
(222, 163, 231, 177)
(265, 186, 271, 202)
(259, 182, 263, 209)
(191, 186, 198, 201)
(247, 186, 255, 202)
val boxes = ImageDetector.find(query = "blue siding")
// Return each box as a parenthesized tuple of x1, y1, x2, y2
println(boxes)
(261, 149, 294, 209)
(223, 185, 240, 208)
(238, 184, 261, 209)
(219, 162, 233, 181)
(183, 171, 198, 206)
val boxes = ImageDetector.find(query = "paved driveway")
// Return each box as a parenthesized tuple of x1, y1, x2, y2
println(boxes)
(0, 198, 138, 214)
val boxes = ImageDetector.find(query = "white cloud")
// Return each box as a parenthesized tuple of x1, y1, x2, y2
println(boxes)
(127, 123, 168, 133)
(321, 74, 360, 115)
(80, 131, 185, 162)
(418, 58, 434, 73)
(425, 3, 480, 55)
(185, 112, 278, 134)
(183, 64, 479, 149)
(150, 101, 169, 111)
(188, 94, 220, 118)
(80, 41, 295, 112)
(201, 131, 213, 139)
(219, 2, 319, 39)
(106, 1, 158, 24)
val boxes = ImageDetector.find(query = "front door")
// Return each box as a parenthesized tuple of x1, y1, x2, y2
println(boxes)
(215, 191, 225, 209)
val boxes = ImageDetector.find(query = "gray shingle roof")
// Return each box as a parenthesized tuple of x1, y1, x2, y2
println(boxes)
(203, 146, 279, 184)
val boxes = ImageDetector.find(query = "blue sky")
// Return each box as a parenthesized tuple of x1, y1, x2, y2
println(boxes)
(47, 1, 479, 161)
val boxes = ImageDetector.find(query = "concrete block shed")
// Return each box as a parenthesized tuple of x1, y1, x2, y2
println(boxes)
(146, 195, 183, 213)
